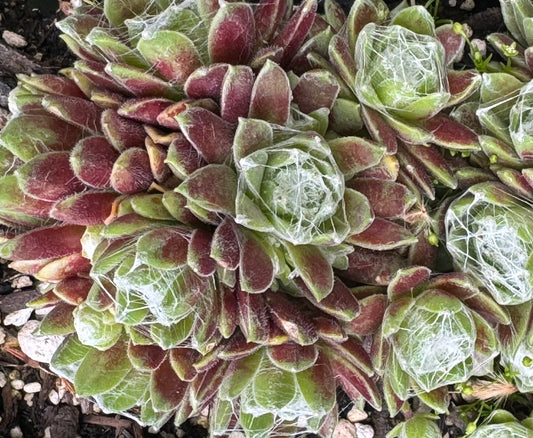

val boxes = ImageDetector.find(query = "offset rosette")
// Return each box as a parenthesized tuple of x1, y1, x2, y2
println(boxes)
(445, 182, 533, 305)
(355, 23, 450, 121)
(374, 266, 507, 415)
(233, 120, 372, 246)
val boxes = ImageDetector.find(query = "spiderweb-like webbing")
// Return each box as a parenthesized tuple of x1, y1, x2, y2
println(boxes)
(445, 185, 533, 305)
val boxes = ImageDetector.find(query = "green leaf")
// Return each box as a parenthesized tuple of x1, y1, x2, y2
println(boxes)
(75, 336, 132, 396)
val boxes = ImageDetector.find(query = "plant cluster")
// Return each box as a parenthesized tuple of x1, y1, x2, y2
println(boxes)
(2, 0, 533, 436)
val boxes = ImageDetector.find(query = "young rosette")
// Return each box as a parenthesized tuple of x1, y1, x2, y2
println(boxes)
(376, 266, 507, 414)
(467, 409, 533, 438)
(475, 77, 533, 197)
(355, 23, 449, 122)
(445, 182, 533, 305)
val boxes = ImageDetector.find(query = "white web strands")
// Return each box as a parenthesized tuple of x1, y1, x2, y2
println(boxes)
(391, 299, 477, 392)
(445, 184, 533, 305)
(470, 423, 533, 438)
(354, 23, 450, 120)
(235, 131, 348, 246)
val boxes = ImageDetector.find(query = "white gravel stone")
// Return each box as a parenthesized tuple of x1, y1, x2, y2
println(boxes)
(2, 30, 27, 48)
(0, 327, 6, 345)
(9, 426, 23, 438)
(23, 382, 41, 393)
(10, 379, 24, 390)
(347, 406, 368, 423)
(23, 393, 34, 407)
(333, 419, 357, 438)
(18, 320, 64, 363)
(44, 427, 51, 438)
(48, 390, 60, 405)
(354, 423, 374, 438)
(0, 372, 6, 388)
(4, 308, 33, 327)
(227, 433, 246, 438)
(11, 276, 33, 289)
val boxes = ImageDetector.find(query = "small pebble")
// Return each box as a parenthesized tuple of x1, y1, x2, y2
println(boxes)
(354, 424, 374, 438)
(18, 320, 64, 363)
(10, 379, 24, 390)
(4, 308, 33, 327)
(460, 0, 475, 10)
(2, 30, 27, 48)
(48, 390, 60, 405)
(9, 426, 23, 438)
(11, 276, 32, 289)
(23, 393, 34, 407)
(23, 382, 41, 394)
(228, 433, 246, 438)
(0, 327, 6, 345)
(347, 406, 368, 423)
(92, 403, 101, 413)
(71, 395, 80, 406)
(44, 428, 51, 438)
(333, 419, 357, 438)
(8, 370, 20, 380)
(0, 372, 6, 388)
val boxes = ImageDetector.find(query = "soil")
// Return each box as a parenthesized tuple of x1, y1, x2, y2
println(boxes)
(0, 0, 515, 437)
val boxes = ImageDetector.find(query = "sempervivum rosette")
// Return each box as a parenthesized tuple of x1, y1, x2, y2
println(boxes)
(373, 266, 508, 415)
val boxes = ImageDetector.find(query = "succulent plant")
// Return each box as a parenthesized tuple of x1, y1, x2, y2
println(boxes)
(4, 0, 533, 435)
(386, 413, 441, 438)
(467, 409, 533, 438)
(446, 182, 533, 305)
(375, 266, 507, 415)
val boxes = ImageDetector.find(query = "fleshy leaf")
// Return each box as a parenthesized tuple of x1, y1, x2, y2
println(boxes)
(248, 60, 291, 125)
(208, 3, 255, 65)
(137, 31, 203, 84)
(75, 337, 131, 396)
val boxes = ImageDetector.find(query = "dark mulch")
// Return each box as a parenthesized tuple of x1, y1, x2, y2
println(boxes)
(0, 0, 511, 437)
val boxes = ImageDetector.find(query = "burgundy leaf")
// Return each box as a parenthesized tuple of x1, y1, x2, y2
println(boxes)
(16, 152, 85, 202)
(339, 248, 408, 286)
(220, 65, 254, 123)
(219, 330, 263, 359)
(42, 95, 102, 133)
(177, 107, 235, 164)
(110, 148, 153, 194)
(292, 70, 340, 114)
(188, 229, 217, 277)
(145, 138, 172, 183)
(254, 0, 289, 42)
(53, 277, 93, 305)
(239, 230, 275, 293)
(436, 24, 465, 66)
(211, 217, 240, 270)
(170, 348, 201, 382)
(151, 357, 188, 411)
(184, 63, 229, 100)
(101, 109, 147, 152)
(128, 343, 167, 371)
(105, 62, 181, 98)
(361, 106, 398, 154)
(117, 97, 173, 125)
(344, 294, 387, 336)
(424, 113, 481, 151)
(4, 225, 85, 261)
(50, 191, 117, 225)
(166, 134, 207, 179)
(219, 284, 238, 338)
(209, 3, 255, 65)
(347, 218, 417, 250)
(272, 0, 317, 66)
(36, 252, 91, 282)
(267, 342, 318, 372)
(314, 316, 347, 342)
(248, 60, 291, 125)
(70, 136, 119, 188)
(388, 266, 431, 300)
(348, 178, 416, 219)
(18, 74, 85, 98)
(297, 277, 359, 321)
(265, 291, 317, 345)
(237, 287, 270, 343)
